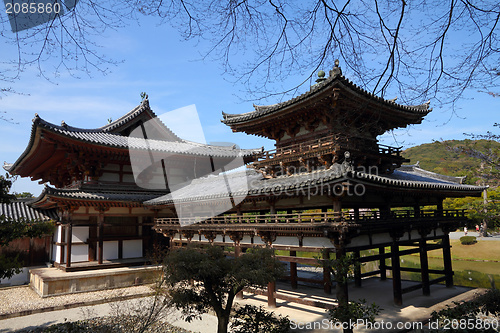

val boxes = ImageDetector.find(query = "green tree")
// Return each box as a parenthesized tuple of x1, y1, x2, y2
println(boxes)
(230, 305, 290, 333)
(162, 245, 284, 333)
(0, 175, 54, 279)
(14, 192, 34, 199)
(321, 252, 380, 333)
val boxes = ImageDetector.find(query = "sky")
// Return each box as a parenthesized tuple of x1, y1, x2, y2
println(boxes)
(1, 12, 499, 196)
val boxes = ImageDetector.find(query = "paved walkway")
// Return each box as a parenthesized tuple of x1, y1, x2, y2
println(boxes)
(0, 279, 484, 332)
(449, 231, 500, 240)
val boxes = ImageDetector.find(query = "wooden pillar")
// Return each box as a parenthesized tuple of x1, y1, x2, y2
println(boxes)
(269, 202, 276, 215)
(333, 199, 342, 222)
(97, 208, 105, 265)
(65, 222, 72, 268)
(354, 250, 362, 287)
(379, 246, 387, 280)
(230, 232, 244, 299)
(391, 241, 403, 306)
(267, 281, 276, 308)
(118, 240, 123, 259)
(88, 219, 97, 261)
(235, 242, 243, 299)
(290, 250, 298, 289)
(420, 239, 430, 296)
(323, 249, 332, 294)
(437, 199, 444, 217)
(414, 205, 421, 218)
(353, 207, 360, 222)
(381, 205, 391, 220)
(442, 235, 454, 288)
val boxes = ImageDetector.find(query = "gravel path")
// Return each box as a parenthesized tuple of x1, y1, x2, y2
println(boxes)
(0, 285, 153, 318)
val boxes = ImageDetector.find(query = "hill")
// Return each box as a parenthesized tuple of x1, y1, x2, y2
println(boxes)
(401, 139, 500, 185)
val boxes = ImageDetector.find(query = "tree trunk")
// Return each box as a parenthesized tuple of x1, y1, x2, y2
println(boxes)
(216, 313, 230, 333)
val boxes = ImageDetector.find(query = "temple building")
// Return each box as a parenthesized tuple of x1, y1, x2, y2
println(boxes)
(149, 63, 486, 306)
(4, 98, 260, 295)
(5, 63, 486, 304)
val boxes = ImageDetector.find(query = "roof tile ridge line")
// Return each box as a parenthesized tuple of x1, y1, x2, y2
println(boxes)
(8, 114, 47, 174)
(177, 138, 262, 152)
(222, 72, 339, 122)
(335, 76, 431, 114)
(356, 169, 479, 189)
(99, 99, 148, 132)
(412, 166, 466, 183)
(34, 114, 103, 133)
(261, 73, 339, 112)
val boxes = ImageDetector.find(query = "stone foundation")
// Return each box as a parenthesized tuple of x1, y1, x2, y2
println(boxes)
(30, 265, 162, 297)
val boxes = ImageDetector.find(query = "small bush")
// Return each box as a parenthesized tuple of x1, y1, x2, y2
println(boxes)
(460, 236, 477, 245)
(230, 305, 290, 333)
(430, 289, 500, 332)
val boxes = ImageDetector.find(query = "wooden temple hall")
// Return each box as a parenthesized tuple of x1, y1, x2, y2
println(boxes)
(5, 62, 485, 303)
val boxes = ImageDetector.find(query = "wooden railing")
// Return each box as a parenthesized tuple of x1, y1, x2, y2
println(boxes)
(343, 209, 466, 222)
(155, 209, 467, 227)
(256, 134, 402, 162)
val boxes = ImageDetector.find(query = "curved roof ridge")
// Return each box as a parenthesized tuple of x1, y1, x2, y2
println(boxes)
(221, 68, 432, 125)
(99, 97, 151, 132)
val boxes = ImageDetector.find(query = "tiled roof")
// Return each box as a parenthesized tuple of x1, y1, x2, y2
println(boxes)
(145, 164, 486, 206)
(221, 70, 431, 125)
(34, 117, 261, 157)
(38, 186, 163, 203)
(0, 199, 58, 221)
(5, 99, 262, 174)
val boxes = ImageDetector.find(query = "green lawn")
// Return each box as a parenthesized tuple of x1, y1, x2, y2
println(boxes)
(427, 239, 500, 261)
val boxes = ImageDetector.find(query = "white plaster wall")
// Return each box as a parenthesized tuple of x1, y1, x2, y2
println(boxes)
(72, 227, 89, 243)
(435, 228, 445, 236)
(370, 233, 393, 245)
(123, 240, 143, 258)
(409, 229, 421, 240)
(52, 245, 62, 263)
(274, 236, 300, 247)
(302, 237, 334, 248)
(199, 235, 210, 242)
(346, 235, 371, 249)
(103, 241, 119, 260)
(54, 226, 62, 243)
(71, 244, 89, 262)
(240, 236, 265, 246)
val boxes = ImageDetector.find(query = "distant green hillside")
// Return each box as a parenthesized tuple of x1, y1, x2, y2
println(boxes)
(401, 139, 500, 185)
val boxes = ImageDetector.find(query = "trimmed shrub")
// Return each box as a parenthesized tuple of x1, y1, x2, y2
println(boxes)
(460, 236, 477, 245)
(230, 305, 290, 333)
